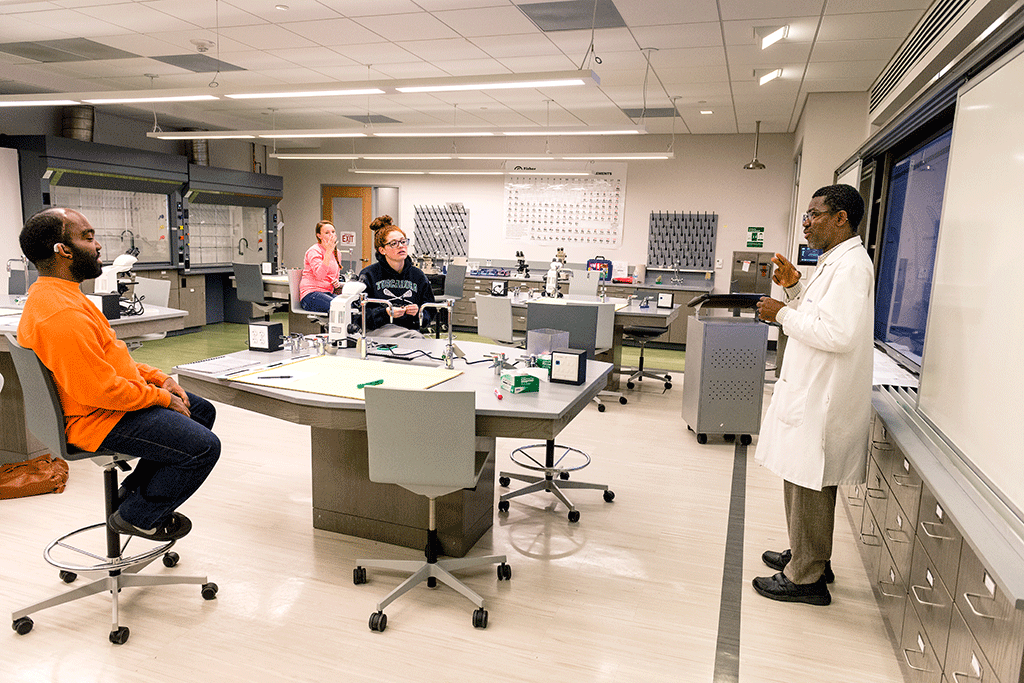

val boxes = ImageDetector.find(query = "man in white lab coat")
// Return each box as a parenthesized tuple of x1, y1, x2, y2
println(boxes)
(752, 184, 874, 606)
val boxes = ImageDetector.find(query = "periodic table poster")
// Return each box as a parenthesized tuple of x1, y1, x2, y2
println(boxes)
(503, 163, 626, 249)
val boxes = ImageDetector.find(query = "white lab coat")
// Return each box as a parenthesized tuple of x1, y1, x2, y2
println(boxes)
(754, 237, 874, 490)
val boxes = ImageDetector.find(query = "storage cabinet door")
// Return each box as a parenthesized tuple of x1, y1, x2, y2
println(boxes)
(900, 598, 944, 683)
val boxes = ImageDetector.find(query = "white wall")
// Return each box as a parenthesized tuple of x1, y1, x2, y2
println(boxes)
(279, 132, 795, 294)
(1, 147, 25, 296)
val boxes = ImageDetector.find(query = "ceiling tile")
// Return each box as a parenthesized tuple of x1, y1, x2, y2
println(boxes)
(224, 0, 343, 23)
(470, 33, 564, 59)
(628, 22, 725, 50)
(215, 23, 320, 51)
(277, 18, 384, 46)
(718, 0, 824, 22)
(614, 0, 721, 26)
(74, 3, 197, 33)
(810, 38, 904, 63)
(817, 10, 924, 41)
(433, 6, 539, 37)
(396, 38, 493, 62)
(351, 11, 462, 42)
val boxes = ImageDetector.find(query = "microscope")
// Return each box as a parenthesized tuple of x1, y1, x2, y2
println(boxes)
(328, 281, 367, 348)
(515, 251, 530, 278)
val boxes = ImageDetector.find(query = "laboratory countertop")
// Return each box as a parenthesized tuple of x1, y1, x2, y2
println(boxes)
(453, 271, 714, 293)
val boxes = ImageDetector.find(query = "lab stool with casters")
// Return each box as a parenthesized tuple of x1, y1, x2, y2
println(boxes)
(5, 334, 217, 645)
(353, 387, 511, 632)
(621, 324, 672, 392)
(497, 440, 615, 523)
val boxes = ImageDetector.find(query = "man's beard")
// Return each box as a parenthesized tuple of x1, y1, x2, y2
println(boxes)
(68, 243, 103, 281)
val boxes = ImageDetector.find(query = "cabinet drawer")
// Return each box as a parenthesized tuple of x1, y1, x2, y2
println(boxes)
(945, 607, 1001, 683)
(889, 449, 923, 525)
(866, 456, 891, 528)
(452, 313, 476, 328)
(908, 536, 955, 661)
(860, 504, 884, 587)
(512, 313, 527, 332)
(955, 543, 1024, 683)
(883, 484, 918, 576)
(918, 484, 963, 591)
(901, 595, 944, 683)
(877, 539, 909, 637)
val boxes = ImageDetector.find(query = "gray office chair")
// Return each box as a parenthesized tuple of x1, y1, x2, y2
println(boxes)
(622, 290, 672, 392)
(123, 276, 172, 350)
(474, 294, 524, 347)
(499, 302, 615, 522)
(568, 269, 600, 297)
(430, 264, 466, 337)
(353, 387, 511, 632)
(5, 334, 216, 645)
(286, 268, 328, 331)
(233, 262, 280, 321)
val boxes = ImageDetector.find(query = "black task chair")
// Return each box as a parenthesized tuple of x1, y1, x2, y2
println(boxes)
(354, 387, 511, 632)
(5, 334, 217, 645)
(622, 290, 672, 392)
(233, 262, 281, 321)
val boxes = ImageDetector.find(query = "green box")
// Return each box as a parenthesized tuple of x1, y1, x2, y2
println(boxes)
(500, 370, 540, 394)
(536, 354, 552, 371)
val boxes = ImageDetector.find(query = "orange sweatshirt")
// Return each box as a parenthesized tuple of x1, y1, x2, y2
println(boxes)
(17, 277, 173, 451)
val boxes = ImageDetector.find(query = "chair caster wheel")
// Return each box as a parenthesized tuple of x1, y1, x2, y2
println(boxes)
(353, 566, 367, 585)
(619, 396, 627, 404)
(740, 434, 752, 445)
(604, 490, 615, 502)
(109, 626, 130, 644)
(559, 471, 570, 480)
(369, 611, 387, 632)
(497, 500, 510, 513)
(665, 374, 672, 381)
(428, 576, 437, 588)
(472, 608, 488, 628)
(664, 382, 672, 390)
(597, 403, 606, 412)
(626, 381, 635, 390)
(697, 433, 708, 444)
(162, 551, 179, 567)
(201, 582, 218, 600)
(13, 616, 33, 635)
(499, 476, 510, 487)
(497, 562, 512, 580)
(59, 570, 77, 583)
(568, 510, 581, 523)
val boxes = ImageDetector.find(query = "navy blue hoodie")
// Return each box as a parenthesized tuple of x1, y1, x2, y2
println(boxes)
(358, 252, 436, 331)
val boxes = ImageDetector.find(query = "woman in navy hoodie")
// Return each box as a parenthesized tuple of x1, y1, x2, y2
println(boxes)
(358, 215, 436, 338)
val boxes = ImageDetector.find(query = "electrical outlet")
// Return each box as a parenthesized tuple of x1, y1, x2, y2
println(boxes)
(249, 325, 267, 348)
(715, 258, 723, 269)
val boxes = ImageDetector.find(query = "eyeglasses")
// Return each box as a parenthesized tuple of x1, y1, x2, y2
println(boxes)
(384, 238, 409, 248)
(802, 208, 835, 223)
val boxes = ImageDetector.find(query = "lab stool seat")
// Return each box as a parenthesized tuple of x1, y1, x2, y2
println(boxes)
(622, 325, 672, 391)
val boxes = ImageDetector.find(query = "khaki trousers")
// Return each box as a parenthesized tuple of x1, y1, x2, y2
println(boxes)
(782, 480, 838, 584)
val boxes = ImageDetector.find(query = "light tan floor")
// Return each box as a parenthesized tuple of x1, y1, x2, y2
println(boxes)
(2, 339, 901, 682)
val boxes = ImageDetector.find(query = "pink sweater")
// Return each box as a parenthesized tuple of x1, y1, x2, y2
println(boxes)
(299, 243, 340, 301)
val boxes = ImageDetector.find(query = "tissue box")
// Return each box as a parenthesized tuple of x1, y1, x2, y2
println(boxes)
(527, 328, 569, 356)
(535, 354, 552, 371)
(500, 370, 540, 394)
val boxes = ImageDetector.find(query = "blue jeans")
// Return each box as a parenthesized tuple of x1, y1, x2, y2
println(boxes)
(100, 392, 220, 529)
(300, 291, 335, 313)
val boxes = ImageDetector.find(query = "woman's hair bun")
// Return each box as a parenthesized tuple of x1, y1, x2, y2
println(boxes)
(369, 215, 394, 231)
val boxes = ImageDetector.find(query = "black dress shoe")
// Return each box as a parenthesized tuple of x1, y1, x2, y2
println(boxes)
(108, 510, 192, 541)
(762, 549, 835, 583)
(752, 572, 831, 606)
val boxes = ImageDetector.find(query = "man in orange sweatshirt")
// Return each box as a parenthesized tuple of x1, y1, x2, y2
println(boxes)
(17, 208, 220, 541)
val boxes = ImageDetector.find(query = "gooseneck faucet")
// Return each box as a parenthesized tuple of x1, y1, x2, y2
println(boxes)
(418, 299, 456, 369)
(359, 294, 396, 359)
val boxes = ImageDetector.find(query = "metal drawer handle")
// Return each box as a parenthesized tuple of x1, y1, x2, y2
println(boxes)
(911, 584, 946, 608)
(866, 486, 887, 500)
(877, 578, 904, 598)
(903, 648, 933, 673)
(860, 532, 882, 547)
(952, 672, 982, 683)
(919, 520, 954, 540)
(963, 591, 997, 620)
(885, 527, 911, 544)
(891, 473, 920, 488)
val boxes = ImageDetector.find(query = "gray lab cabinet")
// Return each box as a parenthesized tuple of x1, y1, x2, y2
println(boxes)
(681, 312, 768, 444)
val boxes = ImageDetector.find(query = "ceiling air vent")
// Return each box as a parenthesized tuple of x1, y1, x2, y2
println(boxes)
(870, 0, 972, 114)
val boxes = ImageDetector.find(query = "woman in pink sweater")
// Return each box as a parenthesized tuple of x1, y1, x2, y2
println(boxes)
(299, 220, 342, 312)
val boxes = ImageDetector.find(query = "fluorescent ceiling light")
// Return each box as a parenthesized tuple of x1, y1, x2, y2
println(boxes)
(700, 110, 713, 115)
(759, 26, 789, 49)
(560, 153, 674, 160)
(82, 95, 219, 104)
(372, 131, 495, 138)
(394, 71, 597, 93)
(149, 125, 645, 140)
(226, 88, 384, 100)
(0, 99, 81, 107)
(349, 169, 427, 175)
(427, 170, 506, 175)
(274, 152, 673, 162)
(759, 69, 783, 86)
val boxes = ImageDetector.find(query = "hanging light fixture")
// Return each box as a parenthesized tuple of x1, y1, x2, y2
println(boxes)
(743, 120, 766, 170)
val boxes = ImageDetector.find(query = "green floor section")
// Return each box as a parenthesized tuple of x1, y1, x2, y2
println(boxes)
(131, 314, 686, 376)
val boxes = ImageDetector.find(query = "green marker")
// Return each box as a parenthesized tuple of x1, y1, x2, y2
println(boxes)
(357, 379, 384, 389)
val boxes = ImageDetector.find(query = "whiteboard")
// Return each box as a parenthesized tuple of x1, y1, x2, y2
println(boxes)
(918, 43, 1024, 519)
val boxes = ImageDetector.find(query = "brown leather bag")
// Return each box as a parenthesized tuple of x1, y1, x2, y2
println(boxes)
(0, 454, 70, 500)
